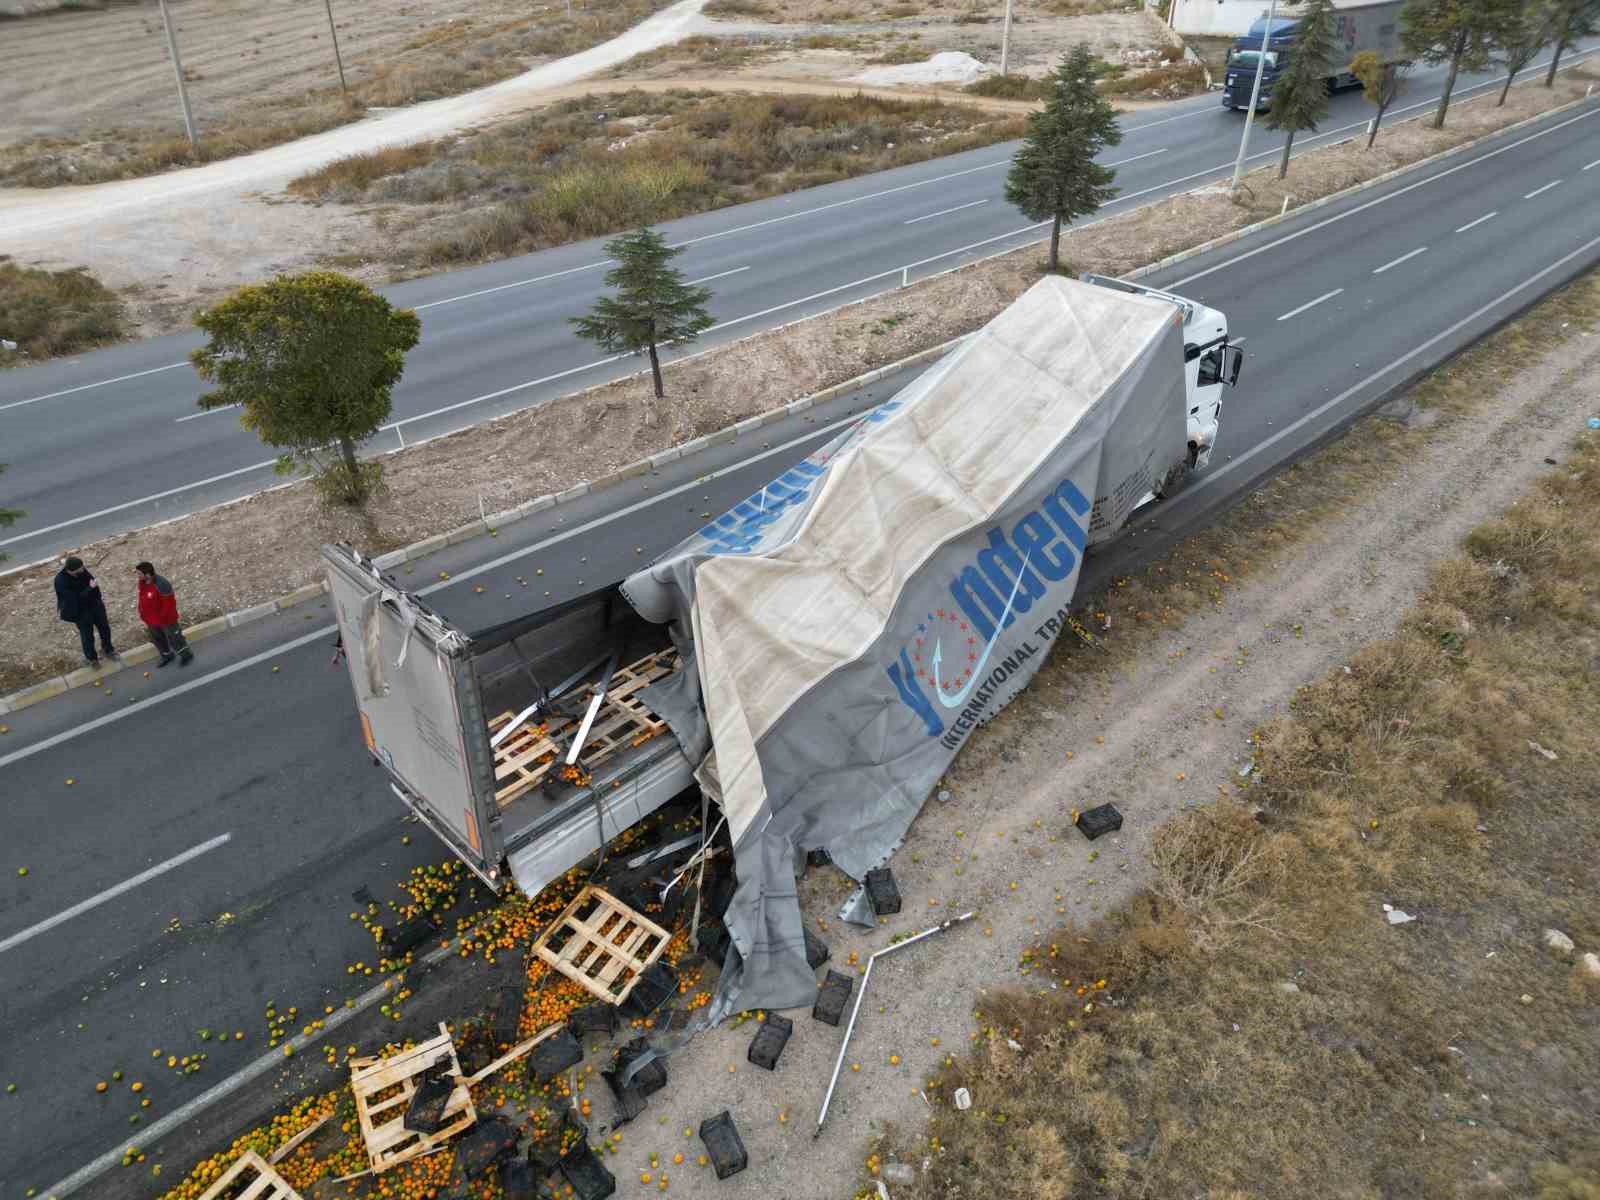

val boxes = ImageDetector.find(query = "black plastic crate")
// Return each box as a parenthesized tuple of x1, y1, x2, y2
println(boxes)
(813, 969, 854, 1026)
(602, 1038, 667, 1125)
(806, 847, 833, 868)
(699, 1110, 748, 1180)
(381, 914, 435, 959)
(403, 1068, 455, 1135)
(865, 867, 901, 916)
(1075, 803, 1123, 841)
(559, 1141, 617, 1200)
(490, 985, 523, 1049)
(455, 1117, 518, 1180)
(803, 924, 830, 970)
(568, 1002, 619, 1038)
(697, 922, 731, 964)
(747, 1012, 793, 1071)
(529, 1106, 588, 1171)
(529, 1026, 583, 1083)
(620, 961, 677, 1020)
(498, 1157, 538, 1200)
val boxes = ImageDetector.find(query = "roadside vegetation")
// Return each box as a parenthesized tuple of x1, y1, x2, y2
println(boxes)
(0, 0, 677, 187)
(0, 259, 129, 365)
(869, 278, 1600, 1197)
(288, 90, 1027, 266)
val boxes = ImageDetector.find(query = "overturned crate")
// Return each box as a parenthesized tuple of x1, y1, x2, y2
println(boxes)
(349, 1023, 476, 1174)
(196, 1151, 305, 1200)
(533, 885, 671, 1007)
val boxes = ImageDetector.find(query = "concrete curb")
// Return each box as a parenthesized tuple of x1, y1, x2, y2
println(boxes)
(3, 88, 1590, 718)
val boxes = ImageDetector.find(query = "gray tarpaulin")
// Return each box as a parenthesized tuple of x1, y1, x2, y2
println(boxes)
(621, 276, 1187, 1015)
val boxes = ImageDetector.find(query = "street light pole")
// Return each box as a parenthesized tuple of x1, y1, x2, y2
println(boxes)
(323, 0, 348, 94)
(1229, 0, 1278, 191)
(1000, 0, 1014, 75)
(157, 0, 197, 150)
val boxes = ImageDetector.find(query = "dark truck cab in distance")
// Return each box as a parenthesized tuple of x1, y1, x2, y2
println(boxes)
(1221, 0, 1403, 111)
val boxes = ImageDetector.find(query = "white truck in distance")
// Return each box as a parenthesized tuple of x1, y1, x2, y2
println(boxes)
(321, 274, 1244, 922)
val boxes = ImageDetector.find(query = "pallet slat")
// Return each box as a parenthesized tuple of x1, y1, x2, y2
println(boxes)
(196, 1151, 305, 1200)
(350, 1023, 476, 1174)
(532, 886, 670, 1005)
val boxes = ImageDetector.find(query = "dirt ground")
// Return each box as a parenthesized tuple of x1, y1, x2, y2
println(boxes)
(3, 66, 1595, 692)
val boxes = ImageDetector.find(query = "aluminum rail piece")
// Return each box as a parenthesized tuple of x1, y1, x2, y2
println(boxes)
(815, 910, 976, 1138)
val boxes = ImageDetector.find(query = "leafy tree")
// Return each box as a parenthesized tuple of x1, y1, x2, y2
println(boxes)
(1495, 1, 1551, 102)
(190, 272, 420, 507)
(0, 463, 22, 565)
(1262, 0, 1336, 177)
(1401, 0, 1520, 128)
(1004, 43, 1123, 273)
(570, 228, 715, 404)
(1544, 0, 1599, 84)
(1352, 51, 1411, 146)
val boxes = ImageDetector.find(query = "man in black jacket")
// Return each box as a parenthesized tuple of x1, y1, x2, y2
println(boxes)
(54, 556, 118, 666)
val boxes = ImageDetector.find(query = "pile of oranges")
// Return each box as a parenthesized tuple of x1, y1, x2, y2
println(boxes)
(154, 1092, 338, 1200)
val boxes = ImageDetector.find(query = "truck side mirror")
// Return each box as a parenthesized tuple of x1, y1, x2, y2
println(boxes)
(1223, 345, 1245, 386)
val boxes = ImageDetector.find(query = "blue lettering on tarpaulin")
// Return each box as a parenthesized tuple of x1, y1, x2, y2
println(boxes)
(886, 476, 1092, 737)
(694, 401, 905, 556)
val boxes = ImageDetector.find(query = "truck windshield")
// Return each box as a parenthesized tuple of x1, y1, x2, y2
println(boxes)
(1228, 49, 1279, 70)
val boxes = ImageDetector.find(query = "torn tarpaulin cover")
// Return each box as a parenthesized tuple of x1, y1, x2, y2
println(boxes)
(621, 275, 1187, 1017)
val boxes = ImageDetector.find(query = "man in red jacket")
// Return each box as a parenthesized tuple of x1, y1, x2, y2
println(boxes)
(135, 561, 193, 667)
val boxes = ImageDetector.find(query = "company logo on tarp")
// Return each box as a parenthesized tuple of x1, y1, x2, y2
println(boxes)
(887, 477, 1092, 747)
(693, 401, 904, 557)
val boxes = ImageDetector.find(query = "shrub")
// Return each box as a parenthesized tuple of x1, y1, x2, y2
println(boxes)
(0, 260, 129, 362)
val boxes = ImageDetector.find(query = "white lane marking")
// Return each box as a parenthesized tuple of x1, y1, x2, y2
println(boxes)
(1372, 246, 1428, 274)
(0, 405, 880, 770)
(1122, 105, 1221, 133)
(0, 361, 189, 413)
(1171, 106, 1600, 288)
(175, 403, 240, 423)
(1104, 147, 1169, 168)
(1276, 289, 1343, 321)
(0, 834, 231, 956)
(1523, 178, 1562, 198)
(384, 353, 625, 434)
(1194, 229, 1600, 500)
(686, 265, 750, 286)
(0, 457, 279, 549)
(1585, 157, 1600, 171)
(1455, 211, 1498, 233)
(905, 199, 990, 225)
(411, 258, 613, 310)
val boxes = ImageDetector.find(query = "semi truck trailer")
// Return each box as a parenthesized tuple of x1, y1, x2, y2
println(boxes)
(1222, 0, 1404, 111)
(323, 273, 1243, 1009)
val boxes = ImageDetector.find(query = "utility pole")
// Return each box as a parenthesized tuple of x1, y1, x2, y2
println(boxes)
(999, 0, 1014, 75)
(323, 0, 348, 94)
(1229, 0, 1278, 191)
(157, 0, 197, 150)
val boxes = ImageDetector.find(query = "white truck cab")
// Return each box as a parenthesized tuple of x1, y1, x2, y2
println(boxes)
(1081, 274, 1242, 475)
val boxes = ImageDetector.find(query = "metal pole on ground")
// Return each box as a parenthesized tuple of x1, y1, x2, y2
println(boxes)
(323, 0, 348, 94)
(157, 0, 197, 150)
(1229, 0, 1278, 192)
(1000, 0, 1014, 75)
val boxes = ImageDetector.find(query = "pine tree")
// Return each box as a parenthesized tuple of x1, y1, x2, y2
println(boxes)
(1263, 0, 1336, 178)
(1543, 0, 1599, 85)
(190, 272, 421, 507)
(1401, 0, 1521, 128)
(1352, 51, 1411, 146)
(570, 228, 715, 403)
(1495, 1, 1550, 103)
(1004, 44, 1123, 273)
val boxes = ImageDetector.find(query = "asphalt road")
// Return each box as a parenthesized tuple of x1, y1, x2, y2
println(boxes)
(2, 89, 1597, 1194)
(2, 44, 1593, 567)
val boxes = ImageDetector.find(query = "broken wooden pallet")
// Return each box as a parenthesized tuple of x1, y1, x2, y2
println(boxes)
(196, 1150, 305, 1200)
(348, 1022, 475, 1175)
(487, 649, 677, 807)
(532, 885, 671, 1006)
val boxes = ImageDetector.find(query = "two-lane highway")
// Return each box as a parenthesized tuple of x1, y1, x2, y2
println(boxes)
(1, 89, 1596, 1195)
(3, 45, 1592, 566)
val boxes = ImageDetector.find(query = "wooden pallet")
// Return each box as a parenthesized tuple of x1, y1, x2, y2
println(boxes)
(488, 649, 676, 807)
(532, 885, 671, 1006)
(196, 1150, 305, 1200)
(348, 1023, 475, 1175)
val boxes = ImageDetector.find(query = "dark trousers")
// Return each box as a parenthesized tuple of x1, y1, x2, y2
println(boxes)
(75, 610, 114, 660)
(148, 623, 191, 659)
